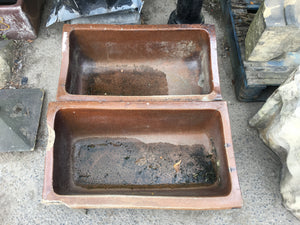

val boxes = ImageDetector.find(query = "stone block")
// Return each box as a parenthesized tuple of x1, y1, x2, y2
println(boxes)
(245, 0, 300, 61)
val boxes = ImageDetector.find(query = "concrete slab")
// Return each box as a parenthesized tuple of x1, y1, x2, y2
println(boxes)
(0, 88, 44, 152)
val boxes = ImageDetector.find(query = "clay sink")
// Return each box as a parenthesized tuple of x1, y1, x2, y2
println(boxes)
(43, 101, 242, 209)
(56, 24, 221, 102)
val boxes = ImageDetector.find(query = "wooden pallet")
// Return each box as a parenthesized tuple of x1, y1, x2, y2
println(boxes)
(218, 0, 298, 101)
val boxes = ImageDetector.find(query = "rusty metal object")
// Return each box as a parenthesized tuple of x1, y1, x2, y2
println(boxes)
(56, 24, 221, 102)
(0, 0, 45, 40)
(43, 101, 242, 209)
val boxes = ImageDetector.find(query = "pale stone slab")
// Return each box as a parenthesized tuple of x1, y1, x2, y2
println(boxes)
(249, 66, 300, 219)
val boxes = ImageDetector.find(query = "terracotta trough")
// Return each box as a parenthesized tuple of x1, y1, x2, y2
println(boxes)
(43, 101, 242, 209)
(0, 0, 44, 40)
(57, 24, 221, 102)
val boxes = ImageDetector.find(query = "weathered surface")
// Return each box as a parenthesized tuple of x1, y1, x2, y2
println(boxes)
(249, 66, 300, 219)
(0, 89, 44, 152)
(245, 0, 300, 61)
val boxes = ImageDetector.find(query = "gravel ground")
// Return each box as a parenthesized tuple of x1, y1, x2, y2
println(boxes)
(0, 0, 299, 224)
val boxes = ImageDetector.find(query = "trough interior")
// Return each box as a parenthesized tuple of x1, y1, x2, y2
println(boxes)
(66, 29, 213, 96)
(53, 108, 231, 197)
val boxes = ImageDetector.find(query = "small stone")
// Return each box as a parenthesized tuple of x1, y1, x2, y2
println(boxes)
(21, 77, 28, 85)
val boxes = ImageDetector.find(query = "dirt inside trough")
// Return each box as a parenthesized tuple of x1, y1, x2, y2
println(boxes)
(72, 137, 217, 189)
(86, 66, 169, 96)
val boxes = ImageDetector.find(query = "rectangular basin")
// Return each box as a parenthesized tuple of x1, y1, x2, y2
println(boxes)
(43, 101, 242, 209)
(57, 24, 221, 102)
(0, 0, 44, 40)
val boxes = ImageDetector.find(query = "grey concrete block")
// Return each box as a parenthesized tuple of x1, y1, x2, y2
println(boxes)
(0, 89, 44, 152)
(245, 0, 300, 62)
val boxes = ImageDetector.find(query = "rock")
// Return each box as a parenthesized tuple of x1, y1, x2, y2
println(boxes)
(245, 0, 300, 61)
(249, 66, 300, 219)
(0, 53, 10, 88)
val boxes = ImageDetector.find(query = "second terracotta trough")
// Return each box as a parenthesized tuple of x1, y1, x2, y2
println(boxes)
(43, 101, 242, 209)
(57, 24, 221, 102)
